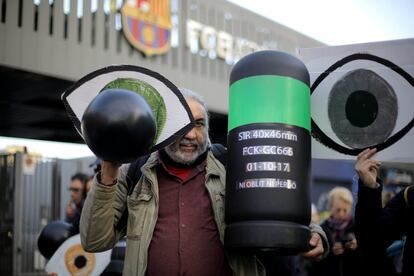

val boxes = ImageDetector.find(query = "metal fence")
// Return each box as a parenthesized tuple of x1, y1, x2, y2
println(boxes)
(0, 152, 94, 276)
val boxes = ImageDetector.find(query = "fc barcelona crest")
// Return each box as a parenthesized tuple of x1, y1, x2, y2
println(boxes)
(121, 0, 172, 56)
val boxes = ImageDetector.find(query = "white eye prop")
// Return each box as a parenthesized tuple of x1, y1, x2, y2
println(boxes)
(45, 234, 112, 276)
(61, 65, 195, 155)
(300, 38, 414, 162)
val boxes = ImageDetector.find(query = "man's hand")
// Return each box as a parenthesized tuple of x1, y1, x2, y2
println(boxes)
(355, 148, 380, 189)
(300, 232, 324, 260)
(100, 160, 121, 186)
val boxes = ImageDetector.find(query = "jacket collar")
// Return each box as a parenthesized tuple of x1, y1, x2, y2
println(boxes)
(205, 151, 226, 187)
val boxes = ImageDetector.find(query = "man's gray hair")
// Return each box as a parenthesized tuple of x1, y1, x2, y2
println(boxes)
(179, 88, 210, 129)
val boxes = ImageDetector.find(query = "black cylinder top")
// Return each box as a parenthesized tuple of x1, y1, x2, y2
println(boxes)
(230, 50, 310, 86)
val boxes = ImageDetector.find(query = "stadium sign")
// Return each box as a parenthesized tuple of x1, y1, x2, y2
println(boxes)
(186, 19, 268, 64)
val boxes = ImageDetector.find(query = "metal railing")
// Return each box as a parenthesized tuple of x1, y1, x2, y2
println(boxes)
(0, 152, 94, 275)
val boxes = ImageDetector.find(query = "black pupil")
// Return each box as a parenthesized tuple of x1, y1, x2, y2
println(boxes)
(345, 91, 378, 127)
(74, 255, 87, 268)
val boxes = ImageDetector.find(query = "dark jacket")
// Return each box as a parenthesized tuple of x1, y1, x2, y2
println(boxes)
(355, 180, 414, 276)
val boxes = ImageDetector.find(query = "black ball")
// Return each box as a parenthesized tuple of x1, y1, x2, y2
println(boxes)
(37, 220, 74, 259)
(81, 89, 156, 163)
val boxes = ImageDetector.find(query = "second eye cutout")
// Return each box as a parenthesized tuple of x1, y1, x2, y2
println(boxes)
(310, 53, 414, 156)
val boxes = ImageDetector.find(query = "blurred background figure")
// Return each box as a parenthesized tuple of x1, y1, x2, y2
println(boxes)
(65, 172, 88, 233)
(312, 187, 359, 276)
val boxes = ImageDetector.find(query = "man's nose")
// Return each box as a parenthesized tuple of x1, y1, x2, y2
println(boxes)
(184, 127, 197, 139)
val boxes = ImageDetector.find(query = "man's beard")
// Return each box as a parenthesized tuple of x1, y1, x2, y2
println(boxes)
(165, 137, 208, 165)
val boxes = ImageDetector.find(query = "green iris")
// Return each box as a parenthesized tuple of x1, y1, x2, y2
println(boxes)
(102, 78, 167, 144)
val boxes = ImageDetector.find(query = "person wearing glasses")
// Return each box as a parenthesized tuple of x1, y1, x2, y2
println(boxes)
(65, 172, 89, 233)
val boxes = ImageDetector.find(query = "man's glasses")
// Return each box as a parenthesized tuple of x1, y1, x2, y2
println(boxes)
(69, 187, 81, 193)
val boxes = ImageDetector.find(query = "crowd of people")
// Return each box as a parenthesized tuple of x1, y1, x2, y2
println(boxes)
(45, 88, 412, 276)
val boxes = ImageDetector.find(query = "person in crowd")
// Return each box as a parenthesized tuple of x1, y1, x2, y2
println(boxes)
(311, 187, 359, 276)
(65, 172, 88, 234)
(354, 148, 413, 276)
(65, 172, 88, 222)
(80, 88, 328, 276)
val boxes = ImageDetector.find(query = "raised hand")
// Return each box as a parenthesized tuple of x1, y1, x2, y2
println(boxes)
(355, 148, 381, 188)
(100, 160, 121, 186)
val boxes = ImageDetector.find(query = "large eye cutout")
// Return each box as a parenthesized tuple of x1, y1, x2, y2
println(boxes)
(311, 53, 414, 156)
(61, 65, 194, 152)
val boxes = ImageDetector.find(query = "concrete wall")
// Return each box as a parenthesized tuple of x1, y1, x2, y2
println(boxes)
(0, 0, 324, 114)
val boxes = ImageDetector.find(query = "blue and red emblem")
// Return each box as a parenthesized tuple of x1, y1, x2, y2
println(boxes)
(121, 0, 172, 56)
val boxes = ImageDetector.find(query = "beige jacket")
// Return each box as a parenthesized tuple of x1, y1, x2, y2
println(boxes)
(80, 151, 327, 275)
